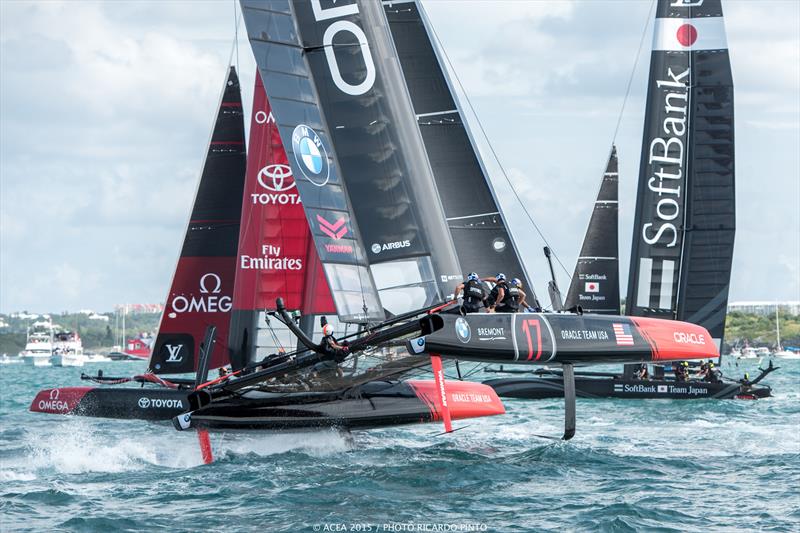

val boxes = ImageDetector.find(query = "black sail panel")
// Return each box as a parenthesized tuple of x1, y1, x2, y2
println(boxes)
(384, 0, 531, 290)
(626, 0, 734, 344)
(149, 67, 246, 374)
(565, 147, 620, 314)
(240, 0, 462, 318)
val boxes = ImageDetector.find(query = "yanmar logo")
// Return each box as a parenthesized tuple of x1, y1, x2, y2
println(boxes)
(370, 240, 411, 254)
(137, 397, 184, 409)
(317, 214, 348, 240)
(673, 331, 706, 345)
(37, 388, 70, 412)
(169, 273, 231, 316)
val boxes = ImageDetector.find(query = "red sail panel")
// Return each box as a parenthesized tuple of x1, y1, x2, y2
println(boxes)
(234, 72, 335, 314)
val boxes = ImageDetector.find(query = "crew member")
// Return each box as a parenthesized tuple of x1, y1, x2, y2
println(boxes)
(487, 273, 509, 312)
(454, 273, 486, 314)
(314, 323, 348, 378)
(496, 277, 525, 313)
(635, 363, 649, 380)
(706, 362, 721, 383)
(675, 361, 689, 381)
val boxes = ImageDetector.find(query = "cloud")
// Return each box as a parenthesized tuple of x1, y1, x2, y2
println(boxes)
(0, 0, 798, 313)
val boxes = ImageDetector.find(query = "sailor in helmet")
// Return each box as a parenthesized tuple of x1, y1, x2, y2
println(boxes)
(313, 323, 349, 378)
(453, 272, 487, 314)
(486, 273, 509, 312)
(496, 277, 531, 313)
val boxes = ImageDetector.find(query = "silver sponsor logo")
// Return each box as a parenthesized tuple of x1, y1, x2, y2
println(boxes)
(138, 397, 184, 409)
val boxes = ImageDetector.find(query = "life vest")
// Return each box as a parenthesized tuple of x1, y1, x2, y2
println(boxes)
(463, 279, 485, 305)
(488, 281, 509, 307)
(497, 285, 521, 312)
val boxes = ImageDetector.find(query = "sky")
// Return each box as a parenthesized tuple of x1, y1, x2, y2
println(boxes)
(1, 0, 798, 314)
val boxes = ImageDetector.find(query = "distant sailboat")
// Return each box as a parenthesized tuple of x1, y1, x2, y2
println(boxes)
(564, 147, 621, 315)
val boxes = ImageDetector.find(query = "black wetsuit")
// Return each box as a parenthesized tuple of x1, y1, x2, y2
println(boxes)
(495, 285, 521, 313)
(321, 335, 348, 363)
(488, 281, 509, 309)
(461, 279, 486, 313)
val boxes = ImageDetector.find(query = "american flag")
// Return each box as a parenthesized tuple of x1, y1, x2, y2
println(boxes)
(612, 323, 635, 346)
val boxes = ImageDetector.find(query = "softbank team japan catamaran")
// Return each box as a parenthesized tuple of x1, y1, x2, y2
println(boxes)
(31, 0, 720, 455)
(485, 0, 775, 400)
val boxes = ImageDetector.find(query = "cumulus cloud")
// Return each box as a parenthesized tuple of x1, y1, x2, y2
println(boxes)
(0, 0, 798, 312)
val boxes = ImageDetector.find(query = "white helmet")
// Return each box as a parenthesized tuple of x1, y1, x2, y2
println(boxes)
(322, 324, 334, 336)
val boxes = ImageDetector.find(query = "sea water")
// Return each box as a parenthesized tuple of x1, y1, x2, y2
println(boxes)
(1, 359, 798, 532)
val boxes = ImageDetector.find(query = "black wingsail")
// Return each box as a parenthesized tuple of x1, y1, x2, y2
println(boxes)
(240, 0, 463, 319)
(149, 66, 247, 374)
(383, 0, 531, 289)
(565, 147, 620, 314)
(626, 0, 734, 345)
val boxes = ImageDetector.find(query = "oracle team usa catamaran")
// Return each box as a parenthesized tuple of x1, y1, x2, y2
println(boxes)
(31, 0, 721, 453)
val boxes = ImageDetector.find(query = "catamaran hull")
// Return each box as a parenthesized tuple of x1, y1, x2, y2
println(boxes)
(426, 312, 719, 364)
(30, 381, 505, 430)
(483, 377, 771, 400)
(178, 380, 504, 431)
(29, 387, 190, 420)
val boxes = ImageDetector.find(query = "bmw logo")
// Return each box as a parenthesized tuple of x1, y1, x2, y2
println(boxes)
(292, 124, 330, 187)
(455, 317, 471, 343)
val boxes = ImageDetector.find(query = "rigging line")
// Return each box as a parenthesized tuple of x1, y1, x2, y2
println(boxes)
(611, 0, 656, 145)
(425, 18, 572, 283)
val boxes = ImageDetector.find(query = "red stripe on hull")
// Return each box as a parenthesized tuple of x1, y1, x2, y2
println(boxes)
(408, 380, 505, 421)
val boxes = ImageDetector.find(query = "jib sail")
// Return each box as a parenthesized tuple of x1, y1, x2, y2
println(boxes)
(383, 0, 532, 290)
(565, 147, 620, 314)
(149, 66, 247, 374)
(240, 0, 462, 318)
(228, 72, 336, 370)
(626, 0, 734, 344)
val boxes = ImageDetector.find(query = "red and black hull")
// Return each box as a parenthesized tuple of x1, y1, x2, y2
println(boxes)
(483, 376, 771, 400)
(30, 380, 504, 431)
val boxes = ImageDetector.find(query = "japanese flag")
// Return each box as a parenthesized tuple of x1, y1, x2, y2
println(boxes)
(585, 282, 600, 293)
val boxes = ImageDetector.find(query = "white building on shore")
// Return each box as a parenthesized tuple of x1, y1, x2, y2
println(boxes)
(728, 301, 800, 316)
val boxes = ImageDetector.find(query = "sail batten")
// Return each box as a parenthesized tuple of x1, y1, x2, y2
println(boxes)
(626, 0, 734, 343)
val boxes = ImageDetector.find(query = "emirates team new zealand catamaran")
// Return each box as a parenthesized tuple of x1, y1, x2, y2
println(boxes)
(31, 0, 722, 448)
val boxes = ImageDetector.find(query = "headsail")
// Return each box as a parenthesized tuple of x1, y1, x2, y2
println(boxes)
(626, 0, 734, 344)
(382, 0, 531, 289)
(240, 0, 463, 319)
(150, 66, 247, 374)
(228, 72, 336, 370)
(565, 147, 620, 314)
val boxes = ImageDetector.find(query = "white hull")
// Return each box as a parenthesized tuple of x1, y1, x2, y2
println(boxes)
(0, 355, 23, 365)
(774, 351, 800, 359)
(23, 354, 52, 367)
(50, 353, 85, 367)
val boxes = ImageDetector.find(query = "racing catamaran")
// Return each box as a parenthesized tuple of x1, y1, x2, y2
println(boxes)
(482, 0, 769, 400)
(32, 1, 721, 449)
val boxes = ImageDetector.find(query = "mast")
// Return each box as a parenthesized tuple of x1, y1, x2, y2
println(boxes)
(149, 66, 247, 374)
(565, 147, 621, 315)
(626, 0, 734, 349)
